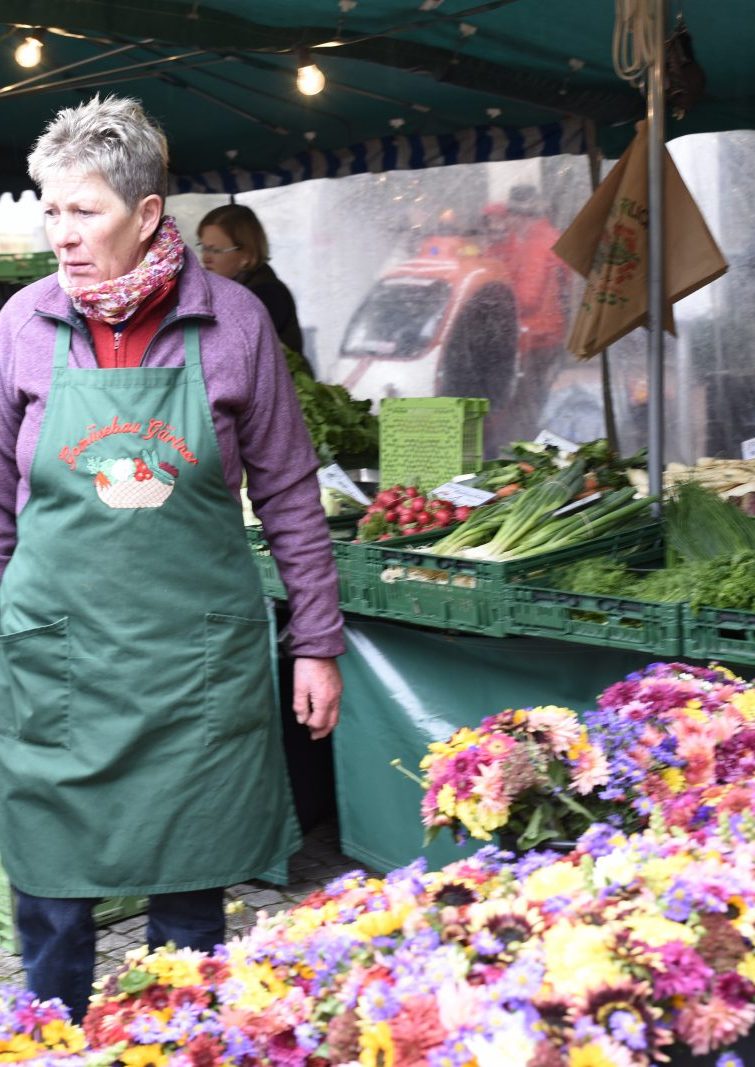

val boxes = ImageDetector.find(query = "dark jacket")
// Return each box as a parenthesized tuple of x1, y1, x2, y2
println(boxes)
(237, 263, 304, 357)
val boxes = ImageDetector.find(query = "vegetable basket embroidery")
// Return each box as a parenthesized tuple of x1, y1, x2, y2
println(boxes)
(86, 449, 179, 509)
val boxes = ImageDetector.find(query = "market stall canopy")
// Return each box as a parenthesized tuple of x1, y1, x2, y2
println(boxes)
(0, 0, 752, 195)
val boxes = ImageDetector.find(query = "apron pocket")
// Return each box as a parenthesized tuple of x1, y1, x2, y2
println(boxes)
(204, 612, 275, 745)
(0, 617, 71, 748)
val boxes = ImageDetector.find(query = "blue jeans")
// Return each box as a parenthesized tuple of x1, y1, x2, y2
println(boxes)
(14, 887, 226, 1023)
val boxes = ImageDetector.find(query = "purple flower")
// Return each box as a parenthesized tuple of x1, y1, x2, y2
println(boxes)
(359, 979, 400, 1022)
(608, 1009, 647, 1050)
(661, 882, 695, 922)
(716, 1053, 745, 1067)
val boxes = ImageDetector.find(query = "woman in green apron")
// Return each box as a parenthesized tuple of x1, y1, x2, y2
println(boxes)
(0, 95, 344, 1022)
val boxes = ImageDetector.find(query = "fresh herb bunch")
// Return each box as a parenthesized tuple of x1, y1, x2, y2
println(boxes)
(546, 550, 755, 612)
(284, 348, 379, 462)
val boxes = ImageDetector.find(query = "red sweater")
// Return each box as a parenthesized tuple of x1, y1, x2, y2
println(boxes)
(88, 280, 178, 367)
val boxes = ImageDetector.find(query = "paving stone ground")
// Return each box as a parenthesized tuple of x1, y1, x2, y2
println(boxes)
(0, 818, 372, 990)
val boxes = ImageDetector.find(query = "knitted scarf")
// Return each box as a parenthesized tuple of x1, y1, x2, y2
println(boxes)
(60, 215, 184, 325)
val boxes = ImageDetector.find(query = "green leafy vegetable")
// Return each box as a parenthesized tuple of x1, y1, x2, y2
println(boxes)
(284, 348, 379, 463)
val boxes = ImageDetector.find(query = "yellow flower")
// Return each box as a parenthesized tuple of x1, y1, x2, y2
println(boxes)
(542, 921, 625, 997)
(359, 1020, 395, 1067)
(640, 853, 690, 894)
(524, 860, 586, 902)
(661, 767, 685, 793)
(683, 699, 708, 723)
(0, 1034, 40, 1059)
(737, 952, 755, 982)
(231, 960, 290, 1012)
(732, 690, 755, 721)
(145, 947, 202, 987)
(436, 783, 458, 818)
(39, 1020, 86, 1052)
(569, 1043, 617, 1067)
(120, 1044, 168, 1067)
(624, 914, 696, 947)
(352, 903, 413, 940)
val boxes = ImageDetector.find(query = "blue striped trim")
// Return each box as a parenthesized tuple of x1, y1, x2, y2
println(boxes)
(169, 119, 585, 194)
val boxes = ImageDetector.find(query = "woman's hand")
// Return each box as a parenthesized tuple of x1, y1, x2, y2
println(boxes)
(293, 657, 343, 740)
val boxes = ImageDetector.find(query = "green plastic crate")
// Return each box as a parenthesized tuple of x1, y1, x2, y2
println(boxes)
(345, 521, 663, 638)
(332, 540, 381, 616)
(503, 584, 682, 654)
(378, 397, 489, 491)
(0, 251, 58, 283)
(0, 863, 17, 953)
(245, 521, 357, 602)
(245, 526, 287, 599)
(682, 604, 755, 667)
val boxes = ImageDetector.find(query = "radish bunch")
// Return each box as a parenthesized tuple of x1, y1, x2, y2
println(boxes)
(356, 485, 473, 542)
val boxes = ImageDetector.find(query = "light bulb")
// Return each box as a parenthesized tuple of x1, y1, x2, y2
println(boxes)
(14, 36, 43, 68)
(296, 63, 325, 96)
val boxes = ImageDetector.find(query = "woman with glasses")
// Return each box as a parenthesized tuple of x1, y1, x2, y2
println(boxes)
(197, 204, 309, 369)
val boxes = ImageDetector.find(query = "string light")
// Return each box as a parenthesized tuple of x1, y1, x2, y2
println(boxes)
(14, 34, 44, 68)
(296, 49, 326, 95)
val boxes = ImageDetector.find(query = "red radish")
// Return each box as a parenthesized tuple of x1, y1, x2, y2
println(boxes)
(454, 506, 472, 522)
(384, 509, 398, 523)
(397, 508, 414, 526)
(404, 486, 419, 498)
(377, 533, 393, 541)
(411, 497, 427, 513)
(435, 509, 454, 526)
(416, 511, 431, 526)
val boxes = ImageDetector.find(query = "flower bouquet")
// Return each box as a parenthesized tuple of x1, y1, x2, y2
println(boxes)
(584, 661, 755, 835)
(415, 704, 619, 851)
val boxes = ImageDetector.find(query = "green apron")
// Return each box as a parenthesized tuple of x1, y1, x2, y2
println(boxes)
(0, 321, 301, 896)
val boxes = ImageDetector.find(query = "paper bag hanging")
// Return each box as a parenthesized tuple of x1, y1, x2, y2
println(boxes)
(552, 120, 728, 360)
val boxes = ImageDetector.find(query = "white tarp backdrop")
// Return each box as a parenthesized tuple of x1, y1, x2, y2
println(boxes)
(5, 130, 754, 462)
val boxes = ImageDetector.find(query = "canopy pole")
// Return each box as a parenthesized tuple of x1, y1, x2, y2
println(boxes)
(646, 0, 666, 512)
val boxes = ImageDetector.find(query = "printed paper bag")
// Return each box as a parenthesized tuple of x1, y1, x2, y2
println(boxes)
(553, 120, 728, 359)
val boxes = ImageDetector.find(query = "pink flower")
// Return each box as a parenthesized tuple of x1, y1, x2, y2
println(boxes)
(571, 745, 610, 795)
(675, 996, 755, 1055)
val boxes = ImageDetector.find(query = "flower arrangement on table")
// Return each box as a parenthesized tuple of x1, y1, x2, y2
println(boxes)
(13, 817, 754, 1067)
(584, 661, 755, 835)
(415, 703, 620, 850)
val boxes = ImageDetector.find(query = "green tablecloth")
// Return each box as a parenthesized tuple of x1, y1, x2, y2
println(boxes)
(334, 617, 662, 873)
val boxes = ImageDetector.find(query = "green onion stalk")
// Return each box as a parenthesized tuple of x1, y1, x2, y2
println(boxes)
(463, 460, 587, 561)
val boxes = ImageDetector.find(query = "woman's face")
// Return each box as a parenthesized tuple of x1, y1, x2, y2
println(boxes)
(198, 223, 250, 279)
(41, 170, 162, 286)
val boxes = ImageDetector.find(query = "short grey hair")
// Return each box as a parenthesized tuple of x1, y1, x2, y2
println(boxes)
(27, 94, 169, 208)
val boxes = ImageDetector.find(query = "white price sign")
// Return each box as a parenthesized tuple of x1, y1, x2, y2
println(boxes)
(429, 481, 495, 507)
(317, 464, 372, 506)
(741, 437, 755, 461)
(535, 428, 579, 454)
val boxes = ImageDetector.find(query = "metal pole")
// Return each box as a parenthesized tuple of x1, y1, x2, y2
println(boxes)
(646, 0, 666, 511)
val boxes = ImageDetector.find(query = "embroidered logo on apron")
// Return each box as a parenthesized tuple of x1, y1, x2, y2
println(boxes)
(88, 449, 179, 509)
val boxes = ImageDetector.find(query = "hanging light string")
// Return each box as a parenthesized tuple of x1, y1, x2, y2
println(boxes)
(612, 0, 655, 85)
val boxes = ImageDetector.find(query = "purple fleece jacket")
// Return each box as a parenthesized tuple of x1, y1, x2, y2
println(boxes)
(0, 248, 345, 658)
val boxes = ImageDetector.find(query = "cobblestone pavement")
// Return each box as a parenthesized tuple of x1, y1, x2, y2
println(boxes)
(0, 819, 372, 991)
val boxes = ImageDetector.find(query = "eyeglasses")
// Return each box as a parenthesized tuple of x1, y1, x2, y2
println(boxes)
(196, 242, 241, 255)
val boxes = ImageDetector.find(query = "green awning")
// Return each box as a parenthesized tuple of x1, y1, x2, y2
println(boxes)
(0, 0, 751, 193)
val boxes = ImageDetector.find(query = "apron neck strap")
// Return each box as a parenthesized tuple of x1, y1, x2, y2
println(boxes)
(53, 322, 72, 370)
(52, 321, 201, 370)
(183, 323, 201, 369)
